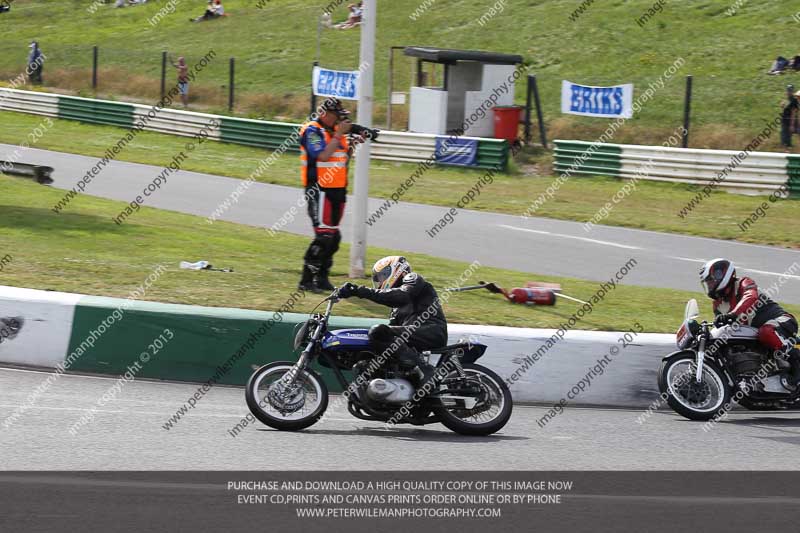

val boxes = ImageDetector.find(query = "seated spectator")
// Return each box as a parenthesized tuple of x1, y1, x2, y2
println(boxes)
(192, 0, 224, 22)
(114, 0, 147, 7)
(335, 2, 363, 29)
(0, 1, 10, 14)
(769, 56, 790, 75)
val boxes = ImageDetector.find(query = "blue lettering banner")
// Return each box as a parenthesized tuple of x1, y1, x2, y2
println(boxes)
(434, 137, 478, 166)
(312, 66, 359, 100)
(561, 80, 633, 118)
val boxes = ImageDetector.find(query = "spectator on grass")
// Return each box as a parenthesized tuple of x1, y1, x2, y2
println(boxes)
(335, 2, 363, 29)
(171, 56, 190, 107)
(769, 56, 790, 75)
(27, 41, 44, 85)
(780, 86, 799, 149)
(0, 1, 10, 14)
(191, 0, 224, 22)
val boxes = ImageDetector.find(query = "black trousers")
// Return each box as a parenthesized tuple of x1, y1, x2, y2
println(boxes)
(368, 324, 424, 368)
(367, 323, 446, 367)
(303, 185, 346, 275)
(781, 118, 793, 147)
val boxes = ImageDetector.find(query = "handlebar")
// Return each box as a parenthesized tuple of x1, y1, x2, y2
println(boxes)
(324, 289, 340, 303)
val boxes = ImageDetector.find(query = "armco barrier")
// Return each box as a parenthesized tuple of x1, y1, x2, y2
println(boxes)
(219, 116, 299, 151)
(0, 88, 508, 170)
(0, 285, 673, 407)
(58, 97, 134, 128)
(787, 155, 800, 195)
(554, 139, 798, 196)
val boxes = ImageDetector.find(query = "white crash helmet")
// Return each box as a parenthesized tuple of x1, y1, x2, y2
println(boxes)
(371, 256, 411, 290)
(699, 258, 736, 299)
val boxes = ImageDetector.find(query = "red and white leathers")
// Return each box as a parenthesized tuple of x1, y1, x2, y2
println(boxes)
(713, 276, 797, 352)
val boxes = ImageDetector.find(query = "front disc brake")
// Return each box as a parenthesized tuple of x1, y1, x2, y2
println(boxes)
(267, 381, 306, 415)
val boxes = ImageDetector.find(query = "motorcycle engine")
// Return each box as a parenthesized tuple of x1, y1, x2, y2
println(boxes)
(728, 346, 766, 378)
(366, 379, 414, 404)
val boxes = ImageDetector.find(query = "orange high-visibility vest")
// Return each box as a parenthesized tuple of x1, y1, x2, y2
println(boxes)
(299, 121, 349, 188)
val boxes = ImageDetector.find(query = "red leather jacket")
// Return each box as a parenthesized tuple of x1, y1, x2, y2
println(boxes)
(713, 276, 788, 327)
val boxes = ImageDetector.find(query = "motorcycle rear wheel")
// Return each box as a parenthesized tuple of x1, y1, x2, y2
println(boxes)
(433, 363, 513, 436)
(245, 361, 329, 431)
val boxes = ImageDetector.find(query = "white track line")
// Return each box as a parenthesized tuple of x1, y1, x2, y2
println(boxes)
(499, 225, 642, 250)
(669, 256, 706, 264)
(669, 257, 800, 280)
(741, 267, 800, 280)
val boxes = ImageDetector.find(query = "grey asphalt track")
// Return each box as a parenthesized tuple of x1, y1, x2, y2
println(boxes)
(3, 143, 799, 303)
(2, 367, 799, 470)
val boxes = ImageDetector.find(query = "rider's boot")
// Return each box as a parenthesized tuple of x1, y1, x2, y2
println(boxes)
(315, 264, 335, 292)
(779, 347, 800, 391)
(397, 349, 436, 393)
(298, 264, 320, 293)
(313, 238, 336, 292)
(789, 347, 800, 388)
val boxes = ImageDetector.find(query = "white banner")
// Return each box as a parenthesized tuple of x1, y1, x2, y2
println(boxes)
(0, 286, 79, 368)
(561, 80, 633, 119)
(312, 66, 360, 100)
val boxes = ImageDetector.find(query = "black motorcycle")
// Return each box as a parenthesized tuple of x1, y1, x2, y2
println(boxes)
(659, 299, 800, 420)
(245, 290, 513, 435)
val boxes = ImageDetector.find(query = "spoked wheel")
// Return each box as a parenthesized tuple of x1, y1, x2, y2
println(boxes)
(658, 355, 730, 421)
(245, 361, 328, 431)
(433, 363, 512, 436)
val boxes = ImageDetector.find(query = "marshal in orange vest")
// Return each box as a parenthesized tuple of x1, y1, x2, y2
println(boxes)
(299, 121, 350, 188)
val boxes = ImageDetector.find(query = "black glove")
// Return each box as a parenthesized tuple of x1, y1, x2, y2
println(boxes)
(337, 282, 358, 299)
(714, 313, 738, 327)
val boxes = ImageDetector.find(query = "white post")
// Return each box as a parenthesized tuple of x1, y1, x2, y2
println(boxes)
(349, 0, 375, 279)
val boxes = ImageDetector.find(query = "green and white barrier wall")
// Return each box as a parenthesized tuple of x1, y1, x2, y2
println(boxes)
(0, 285, 676, 407)
(0, 285, 377, 390)
(0, 88, 508, 170)
(555, 139, 800, 196)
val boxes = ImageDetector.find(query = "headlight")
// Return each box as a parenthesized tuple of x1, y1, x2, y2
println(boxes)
(676, 319, 699, 350)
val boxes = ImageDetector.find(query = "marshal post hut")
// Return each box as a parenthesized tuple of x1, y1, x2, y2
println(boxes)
(403, 46, 524, 137)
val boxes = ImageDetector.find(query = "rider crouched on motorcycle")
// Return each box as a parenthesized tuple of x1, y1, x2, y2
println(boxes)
(700, 258, 800, 389)
(336, 256, 446, 385)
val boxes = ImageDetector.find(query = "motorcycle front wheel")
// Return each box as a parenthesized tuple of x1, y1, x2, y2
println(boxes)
(245, 361, 329, 431)
(433, 363, 513, 436)
(658, 354, 731, 421)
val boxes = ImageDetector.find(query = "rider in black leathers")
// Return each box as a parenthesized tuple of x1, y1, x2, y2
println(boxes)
(337, 256, 446, 381)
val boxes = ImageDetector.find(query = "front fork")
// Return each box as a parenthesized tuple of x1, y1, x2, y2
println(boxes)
(281, 345, 314, 387)
(695, 337, 707, 383)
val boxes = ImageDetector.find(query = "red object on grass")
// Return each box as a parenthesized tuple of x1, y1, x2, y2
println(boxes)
(492, 105, 523, 143)
(506, 287, 557, 305)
